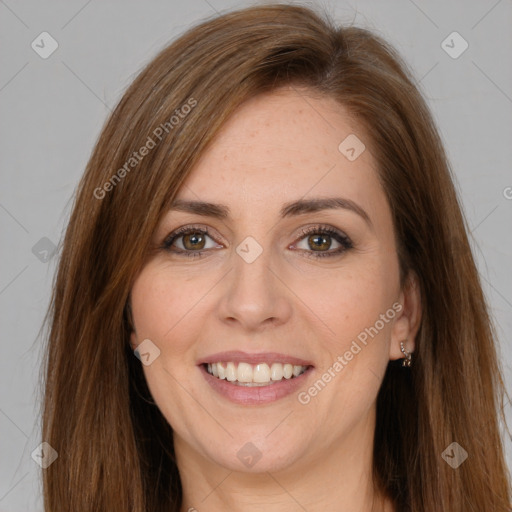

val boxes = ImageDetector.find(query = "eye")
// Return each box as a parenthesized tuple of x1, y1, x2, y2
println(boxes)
(162, 225, 221, 257)
(161, 224, 353, 259)
(292, 225, 353, 258)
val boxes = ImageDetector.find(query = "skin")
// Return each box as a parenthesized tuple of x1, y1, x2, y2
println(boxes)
(129, 85, 422, 512)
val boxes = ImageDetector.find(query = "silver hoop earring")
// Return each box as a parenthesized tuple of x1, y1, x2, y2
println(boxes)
(400, 341, 412, 367)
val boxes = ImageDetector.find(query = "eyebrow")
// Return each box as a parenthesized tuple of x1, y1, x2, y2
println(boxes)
(168, 197, 373, 229)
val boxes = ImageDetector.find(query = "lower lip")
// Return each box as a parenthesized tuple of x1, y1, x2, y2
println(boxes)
(199, 364, 314, 405)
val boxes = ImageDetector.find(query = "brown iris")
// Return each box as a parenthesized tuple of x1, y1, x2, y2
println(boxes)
(183, 232, 206, 250)
(308, 234, 331, 251)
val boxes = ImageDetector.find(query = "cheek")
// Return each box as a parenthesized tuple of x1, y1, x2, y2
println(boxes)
(295, 255, 398, 411)
(129, 266, 209, 431)
(130, 265, 210, 354)
(292, 256, 396, 351)
(129, 266, 208, 419)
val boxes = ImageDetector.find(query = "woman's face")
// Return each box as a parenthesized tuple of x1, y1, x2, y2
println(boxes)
(129, 86, 417, 474)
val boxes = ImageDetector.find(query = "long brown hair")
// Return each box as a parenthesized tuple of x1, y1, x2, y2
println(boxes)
(40, 3, 511, 511)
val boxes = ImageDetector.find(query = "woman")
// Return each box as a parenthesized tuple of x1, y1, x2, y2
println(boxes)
(41, 3, 511, 511)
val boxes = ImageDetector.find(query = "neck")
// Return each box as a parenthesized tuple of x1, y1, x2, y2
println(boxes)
(175, 406, 395, 512)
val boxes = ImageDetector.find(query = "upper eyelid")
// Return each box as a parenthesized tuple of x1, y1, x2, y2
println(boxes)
(163, 224, 224, 244)
(163, 223, 350, 247)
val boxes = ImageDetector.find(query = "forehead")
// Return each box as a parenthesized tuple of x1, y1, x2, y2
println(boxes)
(175, 87, 384, 220)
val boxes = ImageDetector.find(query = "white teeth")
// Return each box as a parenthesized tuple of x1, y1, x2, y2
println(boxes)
(206, 361, 308, 384)
(293, 365, 303, 377)
(270, 363, 283, 381)
(226, 362, 237, 382)
(253, 363, 270, 383)
(237, 362, 253, 383)
(283, 364, 293, 379)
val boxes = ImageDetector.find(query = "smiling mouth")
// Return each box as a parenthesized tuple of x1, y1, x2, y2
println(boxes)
(204, 361, 310, 386)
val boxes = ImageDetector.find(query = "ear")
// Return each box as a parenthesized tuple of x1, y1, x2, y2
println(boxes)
(389, 270, 422, 361)
(125, 298, 138, 351)
(130, 331, 138, 351)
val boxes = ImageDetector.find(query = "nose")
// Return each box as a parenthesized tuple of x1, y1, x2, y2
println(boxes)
(216, 241, 293, 332)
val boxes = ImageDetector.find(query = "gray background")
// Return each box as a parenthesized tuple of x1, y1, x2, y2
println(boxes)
(1, 0, 511, 509)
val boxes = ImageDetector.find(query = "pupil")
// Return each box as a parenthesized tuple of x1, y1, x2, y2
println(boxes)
(185, 233, 204, 249)
(310, 234, 329, 251)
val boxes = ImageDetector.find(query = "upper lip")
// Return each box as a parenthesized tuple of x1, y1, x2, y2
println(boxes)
(198, 350, 314, 367)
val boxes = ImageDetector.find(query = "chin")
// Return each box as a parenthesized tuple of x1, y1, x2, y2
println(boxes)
(202, 432, 307, 473)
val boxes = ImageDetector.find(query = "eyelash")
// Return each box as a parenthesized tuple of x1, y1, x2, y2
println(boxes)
(161, 224, 353, 259)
